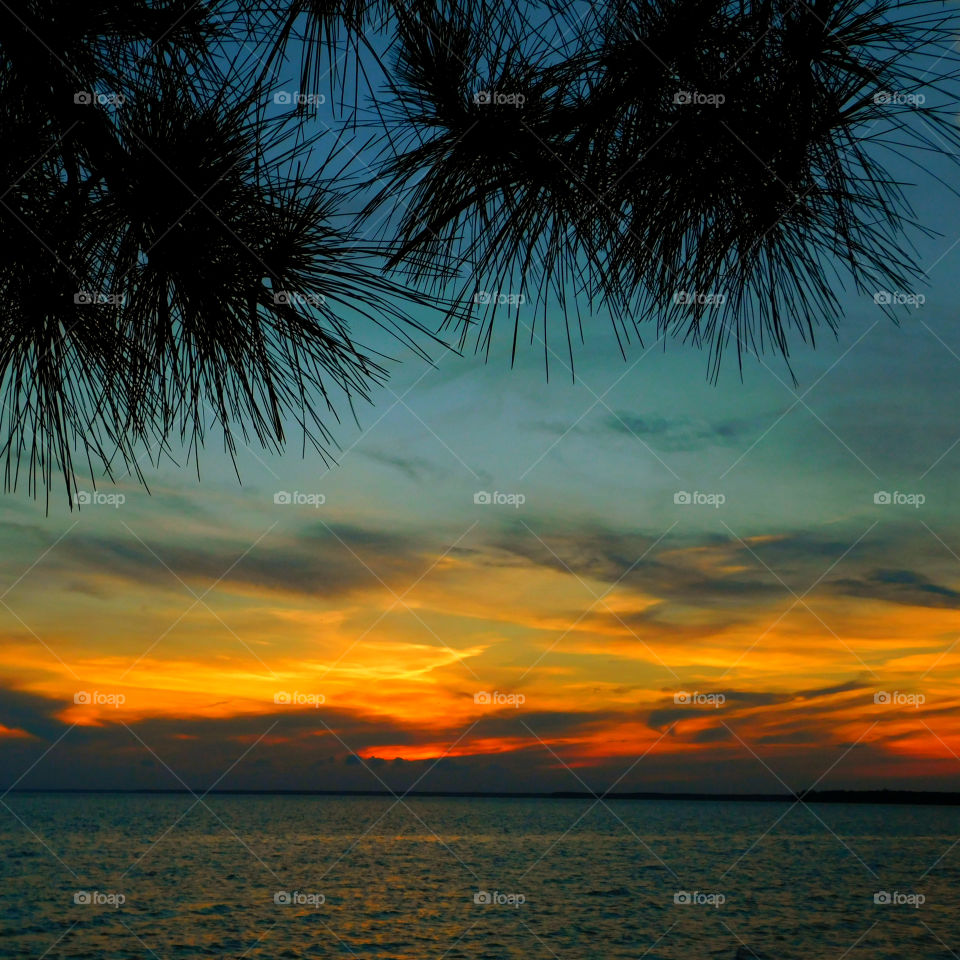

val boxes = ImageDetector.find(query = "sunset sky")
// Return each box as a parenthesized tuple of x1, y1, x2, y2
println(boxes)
(3, 138, 960, 796)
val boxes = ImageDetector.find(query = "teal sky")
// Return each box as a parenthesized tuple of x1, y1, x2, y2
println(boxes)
(3, 28, 960, 795)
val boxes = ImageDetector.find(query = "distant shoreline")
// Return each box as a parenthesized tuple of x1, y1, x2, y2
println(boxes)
(8, 788, 960, 805)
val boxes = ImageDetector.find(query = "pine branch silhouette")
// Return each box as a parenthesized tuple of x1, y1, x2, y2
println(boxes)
(2, 0, 958, 503)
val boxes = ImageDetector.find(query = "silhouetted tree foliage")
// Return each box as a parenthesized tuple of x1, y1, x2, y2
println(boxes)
(2, 0, 958, 503)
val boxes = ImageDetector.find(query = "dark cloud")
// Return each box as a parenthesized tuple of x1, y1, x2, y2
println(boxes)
(480, 522, 960, 623)
(460, 708, 630, 742)
(0, 686, 64, 741)
(800, 680, 868, 699)
(47, 522, 433, 600)
(753, 728, 831, 745)
(2, 682, 958, 794)
(829, 569, 960, 610)
(0, 685, 635, 793)
(647, 706, 714, 730)
(6, 508, 950, 628)
(534, 412, 775, 453)
(690, 724, 733, 744)
(355, 450, 446, 483)
(482, 526, 834, 609)
(646, 682, 868, 734)
(722, 691, 795, 705)
(603, 412, 772, 452)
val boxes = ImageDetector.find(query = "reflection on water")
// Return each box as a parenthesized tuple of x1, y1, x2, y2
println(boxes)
(1, 795, 958, 958)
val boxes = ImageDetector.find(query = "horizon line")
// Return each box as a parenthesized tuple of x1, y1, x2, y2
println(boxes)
(8, 787, 960, 805)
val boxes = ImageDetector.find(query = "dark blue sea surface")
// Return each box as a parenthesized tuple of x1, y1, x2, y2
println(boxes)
(1, 794, 958, 958)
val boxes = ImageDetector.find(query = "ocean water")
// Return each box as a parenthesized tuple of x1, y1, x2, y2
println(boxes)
(1, 794, 958, 959)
